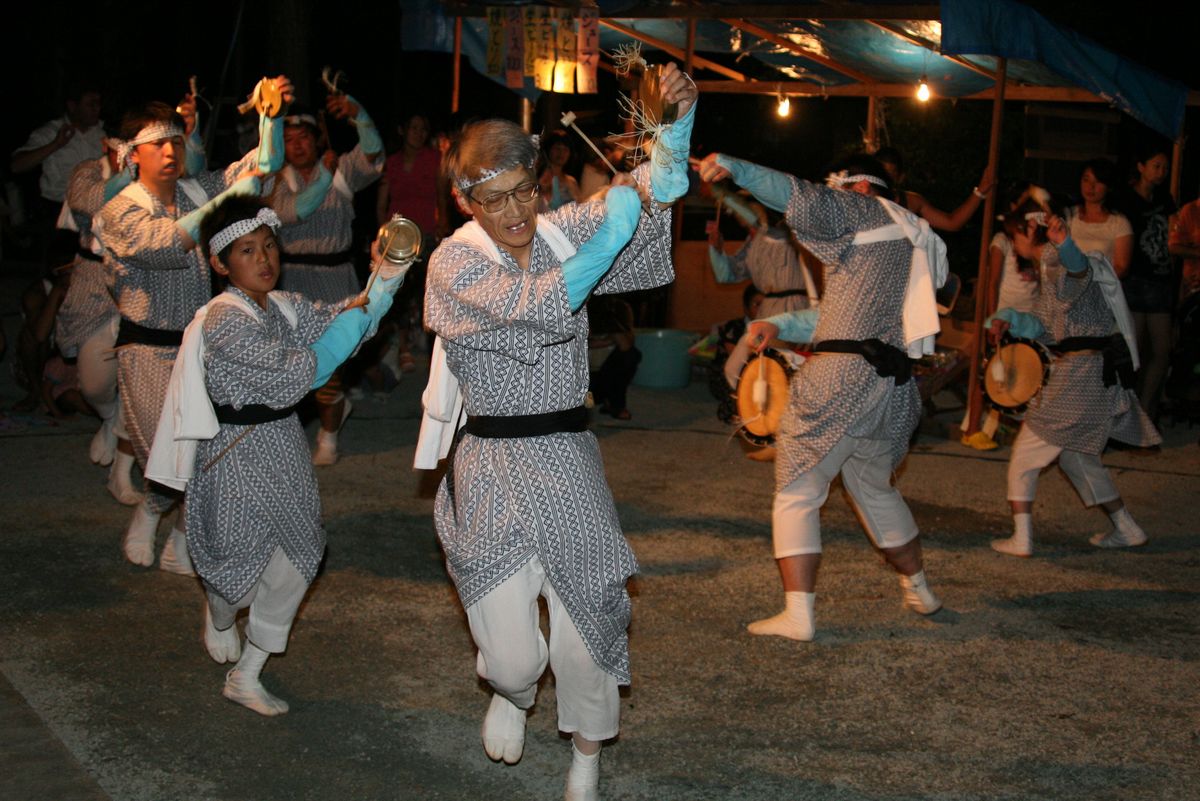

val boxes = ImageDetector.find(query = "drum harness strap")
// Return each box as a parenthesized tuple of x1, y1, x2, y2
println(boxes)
(1051, 334, 1134, 388)
(812, 339, 914, 385)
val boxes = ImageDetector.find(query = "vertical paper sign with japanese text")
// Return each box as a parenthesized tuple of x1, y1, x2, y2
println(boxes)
(576, 7, 599, 94)
(504, 8, 525, 89)
(485, 7, 505, 77)
(553, 8, 577, 93)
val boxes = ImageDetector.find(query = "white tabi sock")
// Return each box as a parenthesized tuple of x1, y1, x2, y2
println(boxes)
(89, 418, 117, 466)
(158, 525, 195, 576)
(223, 642, 288, 716)
(1090, 507, 1148, 548)
(122, 503, 160, 566)
(204, 603, 241, 663)
(992, 513, 1033, 557)
(899, 570, 942, 615)
(747, 591, 815, 641)
(107, 451, 143, 506)
(482, 693, 527, 764)
(564, 744, 601, 801)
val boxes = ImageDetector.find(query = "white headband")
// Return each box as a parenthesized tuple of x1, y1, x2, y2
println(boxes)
(284, 114, 318, 127)
(1024, 211, 1048, 226)
(208, 207, 282, 255)
(118, 121, 185, 171)
(825, 170, 890, 191)
(455, 135, 541, 193)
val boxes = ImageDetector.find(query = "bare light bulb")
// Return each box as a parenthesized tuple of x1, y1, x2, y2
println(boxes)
(916, 79, 931, 102)
(777, 96, 791, 117)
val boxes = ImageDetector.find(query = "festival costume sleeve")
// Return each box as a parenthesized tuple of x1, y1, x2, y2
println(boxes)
(987, 308, 1046, 340)
(1055, 235, 1089, 274)
(762, 309, 820, 343)
(708, 246, 742, 283)
(1041, 242, 1092, 304)
(649, 103, 695, 203)
(309, 308, 372, 388)
(715, 154, 791, 213)
(258, 113, 284, 174)
(176, 176, 262, 242)
(203, 301, 318, 407)
(337, 145, 385, 196)
(184, 124, 206, 177)
(193, 146, 261, 198)
(65, 161, 105, 218)
(103, 171, 132, 203)
(346, 96, 383, 157)
(563, 186, 640, 310)
(293, 164, 333, 220)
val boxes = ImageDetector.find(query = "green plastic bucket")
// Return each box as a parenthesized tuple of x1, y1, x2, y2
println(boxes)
(633, 329, 693, 388)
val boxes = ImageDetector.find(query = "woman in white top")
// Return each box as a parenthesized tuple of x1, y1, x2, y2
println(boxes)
(1065, 158, 1133, 273)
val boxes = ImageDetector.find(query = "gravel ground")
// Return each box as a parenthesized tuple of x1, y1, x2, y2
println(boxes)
(1, 280, 1197, 801)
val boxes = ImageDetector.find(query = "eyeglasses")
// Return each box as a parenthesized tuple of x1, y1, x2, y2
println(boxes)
(471, 181, 539, 213)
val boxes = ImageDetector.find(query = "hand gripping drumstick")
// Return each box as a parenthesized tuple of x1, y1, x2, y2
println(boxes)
(560, 112, 618, 175)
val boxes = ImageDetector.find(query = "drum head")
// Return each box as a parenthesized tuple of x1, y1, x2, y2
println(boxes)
(736, 350, 792, 445)
(983, 341, 1047, 409)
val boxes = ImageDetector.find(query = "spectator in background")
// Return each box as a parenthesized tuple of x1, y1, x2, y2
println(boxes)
(538, 130, 580, 211)
(875, 146, 994, 232)
(588, 295, 641, 420)
(10, 80, 105, 267)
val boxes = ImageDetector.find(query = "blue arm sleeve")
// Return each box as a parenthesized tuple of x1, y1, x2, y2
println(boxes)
(562, 186, 641, 311)
(986, 308, 1046, 339)
(103, 171, 132, 203)
(715, 155, 791, 213)
(709, 246, 738, 283)
(346, 95, 383, 156)
(309, 309, 372, 388)
(1055, 235, 1088, 274)
(762, 310, 820, 343)
(294, 164, 333, 220)
(257, 114, 284, 175)
(185, 124, 206, 177)
(650, 102, 696, 203)
(176, 176, 262, 241)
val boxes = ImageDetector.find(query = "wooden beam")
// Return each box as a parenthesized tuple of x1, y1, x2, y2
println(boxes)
(865, 94, 879, 152)
(600, 19, 747, 82)
(443, 4, 942, 21)
(452, 16, 462, 114)
(722, 18, 875, 84)
(866, 19, 997, 81)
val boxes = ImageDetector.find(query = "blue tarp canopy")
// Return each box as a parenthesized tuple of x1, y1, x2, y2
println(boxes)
(405, 0, 1189, 139)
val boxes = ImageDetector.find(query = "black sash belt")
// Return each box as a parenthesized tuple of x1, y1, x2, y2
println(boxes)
(1053, 334, 1133, 388)
(115, 318, 184, 348)
(463, 406, 589, 439)
(282, 249, 354, 266)
(763, 288, 806, 299)
(814, 338, 915, 385)
(77, 247, 102, 263)
(214, 404, 297, 425)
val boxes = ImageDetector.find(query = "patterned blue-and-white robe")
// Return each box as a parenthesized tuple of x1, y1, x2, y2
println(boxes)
(775, 177, 922, 492)
(271, 147, 383, 303)
(185, 287, 345, 603)
(424, 174, 674, 684)
(99, 151, 257, 510)
(1022, 247, 1161, 454)
(55, 157, 117, 356)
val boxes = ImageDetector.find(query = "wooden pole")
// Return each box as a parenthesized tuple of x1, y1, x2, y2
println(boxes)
(452, 17, 463, 114)
(1171, 135, 1185, 204)
(965, 57, 1008, 437)
(865, 94, 879, 152)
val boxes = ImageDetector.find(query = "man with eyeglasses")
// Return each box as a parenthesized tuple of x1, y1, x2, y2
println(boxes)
(420, 64, 696, 801)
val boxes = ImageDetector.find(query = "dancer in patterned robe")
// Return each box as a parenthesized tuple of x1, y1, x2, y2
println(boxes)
(147, 197, 402, 716)
(697, 151, 944, 642)
(55, 140, 143, 504)
(269, 94, 384, 465)
(988, 211, 1160, 557)
(97, 80, 289, 571)
(422, 64, 695, 801)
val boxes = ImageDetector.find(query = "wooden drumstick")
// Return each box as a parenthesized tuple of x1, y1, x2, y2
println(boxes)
(560, 112, 618, 175)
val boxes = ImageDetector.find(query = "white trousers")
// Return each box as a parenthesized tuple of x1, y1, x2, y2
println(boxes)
(206, 547, 310, 653)
(77, 315, 119, 422)
(1007, 425, 1119, 506)
(774, 433, 918, 558)
(465, 556, 619, 741)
